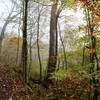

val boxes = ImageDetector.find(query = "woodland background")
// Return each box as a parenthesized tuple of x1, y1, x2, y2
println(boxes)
(0, 0, 100, 100)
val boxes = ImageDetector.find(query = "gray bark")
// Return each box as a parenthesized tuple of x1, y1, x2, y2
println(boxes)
(47, 0, 60, 80)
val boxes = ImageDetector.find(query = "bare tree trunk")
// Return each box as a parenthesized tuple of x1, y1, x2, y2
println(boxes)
(0, 6, 14, 54)
(21, 0, 28, 83)
(28, 29, 32, 80)
(16, 17, 21, 66)
(82, 44, 85, 66)
(46, 0, 61, 83)
(58, 23, 67, 69)
(37, 6, 42, 81)
(0, 6, 21, 54)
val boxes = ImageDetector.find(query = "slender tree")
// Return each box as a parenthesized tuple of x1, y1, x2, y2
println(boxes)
(0, 3, 21, 54)
(0, 6, 14, 54)
(58, 22, 67, 69)
(16, 14, 21, 66)
(37, 4, 42, 81)
(84, 6, 99, 100)
(21, 0, 28, 83)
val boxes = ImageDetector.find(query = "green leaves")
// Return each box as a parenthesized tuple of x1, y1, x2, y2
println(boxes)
(51, 69, 67, 81)
(50, 62, 99, 83)
(61, 0, 76, 9)
(61, 0, 67, 8)
(75, 35, 90, 44)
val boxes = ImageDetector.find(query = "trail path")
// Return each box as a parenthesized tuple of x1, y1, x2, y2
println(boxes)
(0, 64, 14, 100)
(0, 64, 38, 100)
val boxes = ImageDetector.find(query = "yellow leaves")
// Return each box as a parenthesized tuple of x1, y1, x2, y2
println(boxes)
(69, 0, 76, 4)
(50, 0, 56, 3)
(50, 0, 55, 1)
(64, 0, 76, 8)
(95, 15, 100, 22)
(96, 41, 100, 47)
(9, 36, 21, 45)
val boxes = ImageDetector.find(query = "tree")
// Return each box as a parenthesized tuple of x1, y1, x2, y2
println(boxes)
(0, 5, 16, 54)
(78, 1, 100, 99)
(58, 22, 67, 69)
(0, 0, 22, 55)
(37, 4, 43, 81)
(21, 0, 28, 83)
(46, 0, 61, 83)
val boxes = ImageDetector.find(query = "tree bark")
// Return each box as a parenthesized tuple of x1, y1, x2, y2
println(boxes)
(21, 0, 28, 83)
(46, 0, 60, 82)
(37, 5, 42, 81)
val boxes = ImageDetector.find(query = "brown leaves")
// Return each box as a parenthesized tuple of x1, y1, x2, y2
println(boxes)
(0, 64, 14, 100)
(48, 76, 92, 100)
(76, 0, 93, 3)
(77, 0, 100, 17)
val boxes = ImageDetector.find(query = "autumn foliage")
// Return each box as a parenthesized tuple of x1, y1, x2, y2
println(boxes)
(47, 76, 93, 100)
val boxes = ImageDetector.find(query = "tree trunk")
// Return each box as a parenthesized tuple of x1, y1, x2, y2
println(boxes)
(82, 44, 85, 66)
(37, 5, 42, 81)
(47, 0, 60, 82)
(16, 17, 21, 66)
(28, 29, 32, 80)
(0, 6, 21, 54)
(21, 0, 28, 83)
(85, 7, 99, 100)
(58, 23, 67, 69)
(0, 6, 14, 54)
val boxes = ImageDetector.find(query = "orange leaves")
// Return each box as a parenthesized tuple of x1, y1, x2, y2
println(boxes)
(89, 48, 96, 54)
(90, 22, 96, 27)
(76, 0, 92, 3)
(77, 0, 100, 17)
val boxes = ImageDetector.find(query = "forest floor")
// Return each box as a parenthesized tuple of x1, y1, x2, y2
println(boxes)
(0, 64, 99, 100)
(0, 64, 38, 100)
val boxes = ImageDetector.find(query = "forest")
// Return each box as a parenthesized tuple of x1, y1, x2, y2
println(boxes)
(0, 0, 100, 100)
